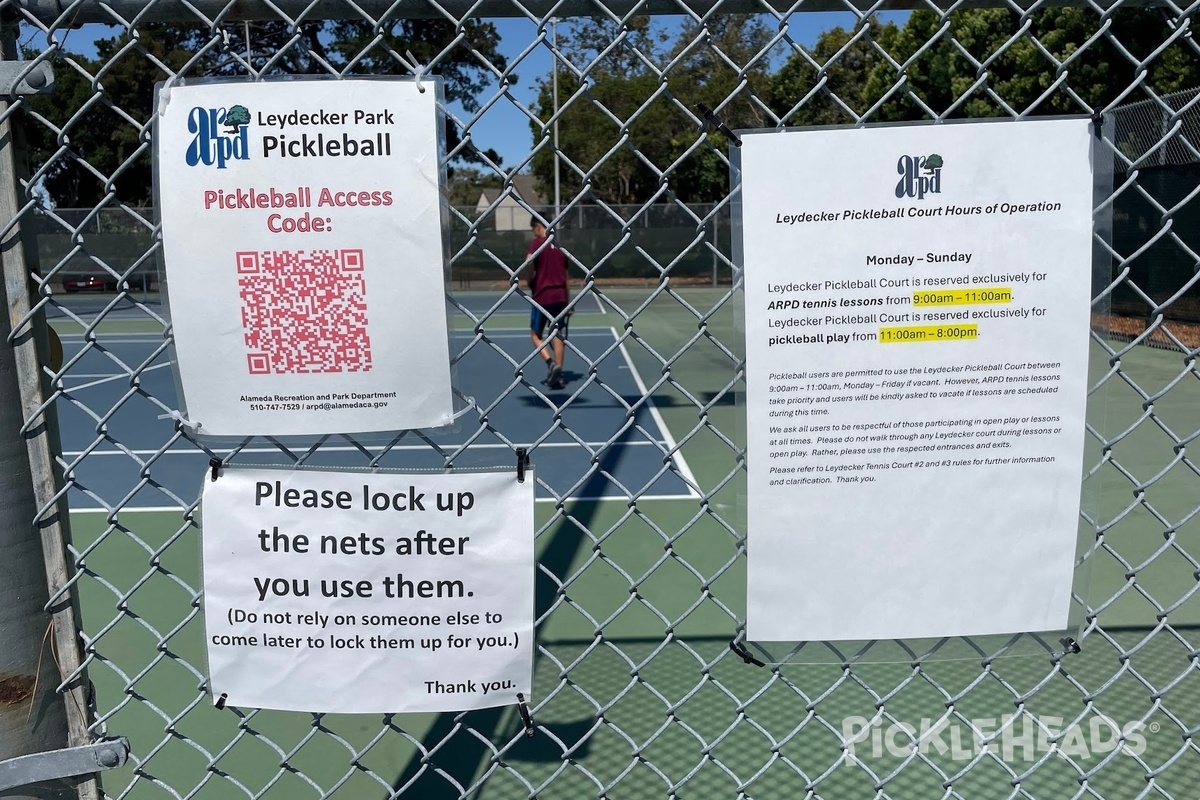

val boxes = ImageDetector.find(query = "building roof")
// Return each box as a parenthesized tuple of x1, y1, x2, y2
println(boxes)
(511, 174, 545, 205)
(478, 173, 546, 206)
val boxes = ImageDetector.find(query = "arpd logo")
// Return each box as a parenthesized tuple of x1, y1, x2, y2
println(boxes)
(185, 104, 250, 169)
(895, 153, 943, 200)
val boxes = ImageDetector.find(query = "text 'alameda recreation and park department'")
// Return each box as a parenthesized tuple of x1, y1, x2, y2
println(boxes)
(739, 119, 1098, 642)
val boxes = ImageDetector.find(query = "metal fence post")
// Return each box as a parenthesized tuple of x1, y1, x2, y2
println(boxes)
(0, 300, 70, 799)
(0, 27, 100, 800)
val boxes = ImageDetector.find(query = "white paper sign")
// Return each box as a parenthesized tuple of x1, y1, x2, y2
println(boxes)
(741, 119, 1096, 642)
(201, 467, 534, 713)
(155, 79, 453, 436)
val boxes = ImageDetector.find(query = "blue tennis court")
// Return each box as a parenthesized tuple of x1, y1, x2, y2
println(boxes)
(56, 325, 697, 510)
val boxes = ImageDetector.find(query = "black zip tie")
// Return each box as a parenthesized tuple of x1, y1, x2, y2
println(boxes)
(1060, 636, 1081, 655)
(516, 692, 535, 737)
(516, 447, 529, 483)
(729, 641, 765, 667)
(1091, 111, 1104, 139)
(209, 457, 222, 482)
(214, 692, 228, 710)
(697, 103, 741, 148)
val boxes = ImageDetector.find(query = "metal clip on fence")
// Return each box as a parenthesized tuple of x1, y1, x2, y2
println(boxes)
(516, 447, 530, 483)
(406, 50, 426, 93)
(729, 641, 765, 667)
(209, 458, 223, 482)
(516, 693, 536, 737)
(696, 103, 741, 148)
(157, 409, 202, 434)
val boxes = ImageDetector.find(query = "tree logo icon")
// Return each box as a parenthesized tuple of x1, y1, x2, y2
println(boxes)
(224, 105, 251, 133)
(895, 154, 944, 200)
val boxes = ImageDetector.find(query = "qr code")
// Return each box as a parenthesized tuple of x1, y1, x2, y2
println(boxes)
(237, 249, 372, 374)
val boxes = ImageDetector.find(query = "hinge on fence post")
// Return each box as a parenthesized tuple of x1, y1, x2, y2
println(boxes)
(0, 738, 130, 792)
(0, 61, 54, 95)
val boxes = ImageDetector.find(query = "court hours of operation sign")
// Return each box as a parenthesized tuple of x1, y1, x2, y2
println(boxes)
(201, 467, 534, 714)
(739, 118, 1098, 642)
(154, 78, 453, 437)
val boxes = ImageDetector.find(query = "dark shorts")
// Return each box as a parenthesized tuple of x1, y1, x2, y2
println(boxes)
(531, 302, 570, 338)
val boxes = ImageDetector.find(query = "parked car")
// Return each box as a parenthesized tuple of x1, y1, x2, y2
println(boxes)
(62, 274, 119, 292)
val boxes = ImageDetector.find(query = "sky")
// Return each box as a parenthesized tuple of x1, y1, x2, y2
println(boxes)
(47, 11, 910, 172)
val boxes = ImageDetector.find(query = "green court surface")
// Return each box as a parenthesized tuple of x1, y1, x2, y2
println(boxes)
(67, 287, 1199, 798)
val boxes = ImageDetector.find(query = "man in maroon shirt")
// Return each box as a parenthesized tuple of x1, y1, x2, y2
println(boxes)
(527, 218, 571, 389)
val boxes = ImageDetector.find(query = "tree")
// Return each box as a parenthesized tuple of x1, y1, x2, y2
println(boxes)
(767, 8, 1199, 131)
(531, 69, 677, 205)
(21, 24, 198, 207)
(529, 15, 775, 205)
(224, 105, 251, 132)
(21, 18, 508, 207)
(769, 19, 902, 127)
(553, 15, 670, 81)
(446, 167, 504, 207)
(665, 15, 775, 201)
(863, 8, 1200, 121)
(527, 16, 668, 206)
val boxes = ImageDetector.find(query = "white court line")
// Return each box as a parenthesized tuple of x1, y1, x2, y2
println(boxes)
(60, 362, 174, 391)
(67, 492, 695, 513)
(448, 292, 604, 315)
(63, 362, 175, 378)
(58, 337, 170, 345)
(70, 506, 191, 514)
(61, 440, 669, 458)
(59, 330, 616, 343)
(457, 330, 611, 339)
(611, 328, 701, 499)
(57, 329, 614, 383)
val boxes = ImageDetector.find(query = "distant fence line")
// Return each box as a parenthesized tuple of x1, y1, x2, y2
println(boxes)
(30, 193, 1200, 316)
(32, 204, 735, 287)
(1107, 164, 1200, 325)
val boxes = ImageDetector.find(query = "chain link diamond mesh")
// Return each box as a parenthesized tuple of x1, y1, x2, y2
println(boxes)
(2, 0, 1198, 798)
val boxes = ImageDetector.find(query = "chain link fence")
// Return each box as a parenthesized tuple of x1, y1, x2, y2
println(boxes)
(2, 0, 1198, 798)
(34, 203, 734, 288)
(1109, 88, 1200, 328)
